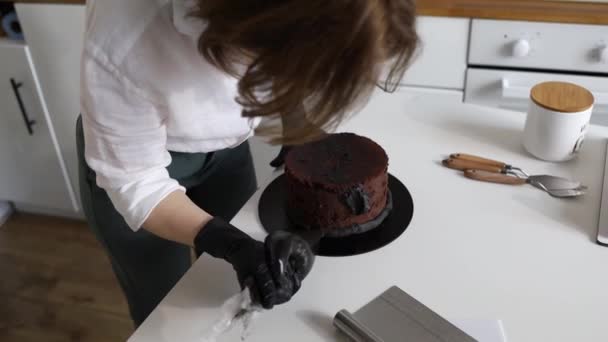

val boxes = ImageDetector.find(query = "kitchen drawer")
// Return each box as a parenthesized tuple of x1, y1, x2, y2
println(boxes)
(469, 19, 608, 74)
(465, 68, 608, 124)
(400, 17, 470, 90)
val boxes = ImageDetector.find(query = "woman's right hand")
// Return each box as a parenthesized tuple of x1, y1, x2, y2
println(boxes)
(194, 218, 315, 309)
(264, 231, 315, 304)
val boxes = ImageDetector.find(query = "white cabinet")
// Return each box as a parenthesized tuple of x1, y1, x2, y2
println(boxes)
(0, 40, 77, 214)
(401, 17, 470, 90)
(16, 3, 86, 215)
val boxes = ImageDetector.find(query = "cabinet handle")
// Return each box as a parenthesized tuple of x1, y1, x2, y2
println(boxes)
(501, 78, 530, 100)
(10, 78, 36, 135)
(502, 78, 608, 105)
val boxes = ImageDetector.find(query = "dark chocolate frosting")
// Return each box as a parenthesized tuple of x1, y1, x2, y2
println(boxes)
(284, 133, 390, 236)
(288, 190, 393, 238)
(325, 190, 393, 238)
(340, 185, 371, 215)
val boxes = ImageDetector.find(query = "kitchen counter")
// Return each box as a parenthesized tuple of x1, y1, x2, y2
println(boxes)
(129, 91, 608, 342)
(3, 0, 608, 25)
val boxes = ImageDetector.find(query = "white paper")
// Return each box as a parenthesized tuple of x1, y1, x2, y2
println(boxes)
(452, 319, 508, 342)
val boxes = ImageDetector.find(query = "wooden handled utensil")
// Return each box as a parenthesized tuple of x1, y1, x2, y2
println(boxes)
(449, 153, 586, 190)
(464, 169, 585, 197)
(442, 158, 503, 173)
(464, 170, 527, 185)
(449, 153, 507, 169)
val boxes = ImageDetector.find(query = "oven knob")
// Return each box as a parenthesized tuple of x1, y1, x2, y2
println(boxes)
(600, 46, 608, 64)
(513, 39, 531, 58)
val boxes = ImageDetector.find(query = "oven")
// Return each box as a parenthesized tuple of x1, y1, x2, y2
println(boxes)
(465, 19, 608, 125)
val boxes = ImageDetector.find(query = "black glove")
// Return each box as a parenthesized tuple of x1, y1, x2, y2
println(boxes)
(269, 146, 293, 168)
(194, 218, 315, 309)
(269, 131, 328, 168)
(265, 230, 315, 304)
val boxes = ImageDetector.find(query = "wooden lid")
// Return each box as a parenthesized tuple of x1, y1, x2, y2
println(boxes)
(530, 81, 594, 113)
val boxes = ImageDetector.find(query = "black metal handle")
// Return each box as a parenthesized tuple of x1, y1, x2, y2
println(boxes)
(10, 78, 36, 135)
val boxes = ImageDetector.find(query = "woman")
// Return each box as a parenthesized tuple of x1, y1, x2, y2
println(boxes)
(78, 0, 418, 326)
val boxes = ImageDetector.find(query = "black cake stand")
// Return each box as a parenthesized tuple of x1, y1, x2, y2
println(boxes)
(258, 174, 414, 257)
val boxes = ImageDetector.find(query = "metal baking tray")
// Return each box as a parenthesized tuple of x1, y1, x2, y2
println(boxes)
(334, 286, 477, 342)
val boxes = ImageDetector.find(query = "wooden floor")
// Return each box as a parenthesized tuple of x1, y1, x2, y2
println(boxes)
(0, 214, 133, 341)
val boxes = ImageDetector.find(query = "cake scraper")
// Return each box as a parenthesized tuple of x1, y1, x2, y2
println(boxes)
(597, 139, 608, 246)
(333, 286, 477, 342)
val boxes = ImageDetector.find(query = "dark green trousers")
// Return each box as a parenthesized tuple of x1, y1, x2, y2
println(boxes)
(76, 117, 257, 326)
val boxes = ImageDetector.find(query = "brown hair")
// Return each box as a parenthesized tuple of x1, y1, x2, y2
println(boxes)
(194, 0, 418, 144)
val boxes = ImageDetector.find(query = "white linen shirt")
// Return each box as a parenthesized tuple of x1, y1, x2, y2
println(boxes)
(81, 0, 260, 230)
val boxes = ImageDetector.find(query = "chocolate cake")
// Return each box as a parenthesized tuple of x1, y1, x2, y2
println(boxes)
(285, 133, 391, 236)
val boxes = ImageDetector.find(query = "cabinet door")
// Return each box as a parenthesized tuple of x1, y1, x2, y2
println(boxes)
(400, 17, 470, 90)
(0, 41, 77, 213)
(16, 3, 86, 214)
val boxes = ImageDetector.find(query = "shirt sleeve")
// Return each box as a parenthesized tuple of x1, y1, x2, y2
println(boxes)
(81, 48, 185, 230)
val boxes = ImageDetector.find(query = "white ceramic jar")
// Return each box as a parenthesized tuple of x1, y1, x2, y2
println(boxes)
(523, 81, 595, 162)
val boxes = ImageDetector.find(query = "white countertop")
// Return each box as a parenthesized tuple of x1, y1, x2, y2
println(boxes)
(129, 90, 608, 342)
